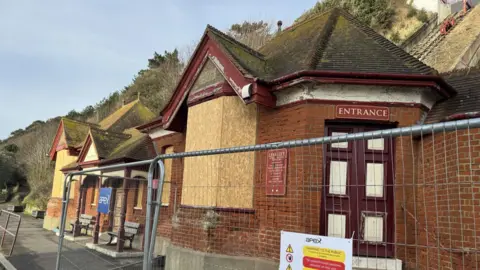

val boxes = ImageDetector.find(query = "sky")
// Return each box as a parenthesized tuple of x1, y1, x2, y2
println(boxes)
(0, 0, 316, 139)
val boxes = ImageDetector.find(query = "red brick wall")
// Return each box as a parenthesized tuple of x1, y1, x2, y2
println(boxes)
(152, 102, 440, 265)
(412, 128, 480, 270)
(151, 132, 186, 241)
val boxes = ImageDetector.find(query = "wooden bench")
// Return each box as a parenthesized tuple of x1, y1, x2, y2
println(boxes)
(106, 221, 140, 249)
(69, 214, 95, 235)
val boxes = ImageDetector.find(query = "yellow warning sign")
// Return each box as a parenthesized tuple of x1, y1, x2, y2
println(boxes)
(286, 264, 292, 270)
(303, 245, 346, 262)
(286, 244, 294, 253)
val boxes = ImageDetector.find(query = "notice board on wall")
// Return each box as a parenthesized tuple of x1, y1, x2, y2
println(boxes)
(266, 148, 288, 196)
(280, 231, 353, 270)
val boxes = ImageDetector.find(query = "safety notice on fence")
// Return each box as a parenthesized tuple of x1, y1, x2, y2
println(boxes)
(279, 231, 353, 270)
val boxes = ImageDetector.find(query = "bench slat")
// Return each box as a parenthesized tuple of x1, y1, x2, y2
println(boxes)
(124, 221, 140, 228)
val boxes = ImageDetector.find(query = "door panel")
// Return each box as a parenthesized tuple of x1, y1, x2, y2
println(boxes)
(322, 124, 395, 257)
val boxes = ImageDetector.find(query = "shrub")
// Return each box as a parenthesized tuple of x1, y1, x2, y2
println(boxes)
(417, 9, 429, 23)
(407, 6, 417, 18)
(390, 31, 401, 43)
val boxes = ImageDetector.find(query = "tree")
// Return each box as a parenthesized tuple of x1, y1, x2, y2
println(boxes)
(148, 50, 181, 69)
(227, 21, 272, 50)
(81, 105, 95, 118)
(296, 0, 396, 31)
(66, 110, 82, 119)
(10, 129, 24, 137)
(21, 121, 57, 209)
(122, 50, 184, 113)
(3, 144, 19, 153)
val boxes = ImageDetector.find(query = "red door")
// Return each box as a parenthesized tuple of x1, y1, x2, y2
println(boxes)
(321, 123, 395, 257)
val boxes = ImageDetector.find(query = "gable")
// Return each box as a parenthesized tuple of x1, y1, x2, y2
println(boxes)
(83, 142, 99, 162)
(190, 60, 224, 95)
(160, 32, 268, 129)
(49, 120, 66, 161)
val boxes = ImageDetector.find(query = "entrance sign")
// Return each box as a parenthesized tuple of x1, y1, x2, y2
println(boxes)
(97, 188, 112, 214)
(335, 105, 389, 121)
(280, 231, 353, 270)
(266, 149, 288, 196)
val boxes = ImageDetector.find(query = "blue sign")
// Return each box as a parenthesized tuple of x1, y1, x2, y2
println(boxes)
(97, 188, 112, 214)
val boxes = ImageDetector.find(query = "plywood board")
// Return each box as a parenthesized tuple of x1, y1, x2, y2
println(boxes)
(217, 98, 257, 208)
(182, 98, 223, 206)
(162, 146, 173, 205)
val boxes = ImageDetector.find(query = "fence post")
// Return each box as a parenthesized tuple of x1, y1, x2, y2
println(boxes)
(0, 214, 10, 247)
(9, 218, 21, 256)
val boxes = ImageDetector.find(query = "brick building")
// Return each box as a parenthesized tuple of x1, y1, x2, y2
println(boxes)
(136, 8, 480, 270)
(45, 98, 163, 252)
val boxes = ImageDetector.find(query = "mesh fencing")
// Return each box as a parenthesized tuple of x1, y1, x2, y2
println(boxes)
(58, 182, 163, 270)
(57, 119, 480, 270)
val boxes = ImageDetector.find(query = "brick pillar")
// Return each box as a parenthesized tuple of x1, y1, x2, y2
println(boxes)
(108, 188, 116, 231)
(73, 178, 84, 237)
(117, 169, 130, 252)
(93, 177, 101, 244)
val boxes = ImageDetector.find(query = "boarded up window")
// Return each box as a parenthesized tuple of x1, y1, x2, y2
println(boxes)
(134, 182, 144, 208)
(162, 146, 173, 205)
(182, 96, 257, 208)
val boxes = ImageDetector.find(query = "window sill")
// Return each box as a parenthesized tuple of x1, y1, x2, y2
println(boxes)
(133, 207, 142, 210)
(353, 257, 402, 270)
(90, 204, 96, 206)
(180, 205, 255, 214)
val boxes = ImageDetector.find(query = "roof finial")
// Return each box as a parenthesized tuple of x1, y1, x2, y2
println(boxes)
(277, 20, 283, 33)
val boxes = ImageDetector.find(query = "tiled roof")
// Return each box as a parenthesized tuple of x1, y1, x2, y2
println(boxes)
(99, 99, 156, 132)
(89, 128, 130, 159)
(426, 67, 480, 123)
(61, 129, 153, 171)
(209, 8, 436, 80)
(62, 118, 98, 148)
(418, 7, 480, 73)
(106, 128, 154, 161)
(206, 25, 273, 78)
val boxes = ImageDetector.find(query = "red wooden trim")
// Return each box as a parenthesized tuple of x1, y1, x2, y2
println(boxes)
(160, 35, 264, 129)
(77, 134, 93, 163)
(180, 205, 255, 214)
(271, 77, 438, 91)
(136, 117, 163, 133)
(78, 160, 100, 166)
(187, 82, 224, 105)
(49, 120, 65, 160)
(276, 99, 430, 112)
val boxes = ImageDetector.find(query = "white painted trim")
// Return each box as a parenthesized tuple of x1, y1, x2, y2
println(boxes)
(148, 128, 176, 140)
(353, 256, 402, 270)
(131, 170, 148, 179)
(0, 253, 17, 270)
(101, 170, 124, 184)
(275, 84, 438, 109)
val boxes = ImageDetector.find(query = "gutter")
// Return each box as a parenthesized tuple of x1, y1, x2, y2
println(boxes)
(442, 111, 480, 122)
(254, 70, 456, 98)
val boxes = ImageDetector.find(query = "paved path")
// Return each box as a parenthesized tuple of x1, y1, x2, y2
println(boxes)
(0, 213, 142, 270)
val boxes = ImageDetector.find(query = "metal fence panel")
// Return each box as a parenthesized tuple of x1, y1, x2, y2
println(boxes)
(56, 118, 480, 270)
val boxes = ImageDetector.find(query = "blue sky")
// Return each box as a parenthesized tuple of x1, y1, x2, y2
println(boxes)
(0, 1, 316, 139)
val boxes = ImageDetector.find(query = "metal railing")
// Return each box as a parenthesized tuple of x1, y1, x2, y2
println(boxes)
(0, 210, 21, 256)
(55, 118, 480, 270)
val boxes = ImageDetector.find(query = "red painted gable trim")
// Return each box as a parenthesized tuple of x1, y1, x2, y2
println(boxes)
(49, 120, 65, 161)
(159, 33, 274, 129)
(77, 133, 94, 163)
(187, 82, 237, 106)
